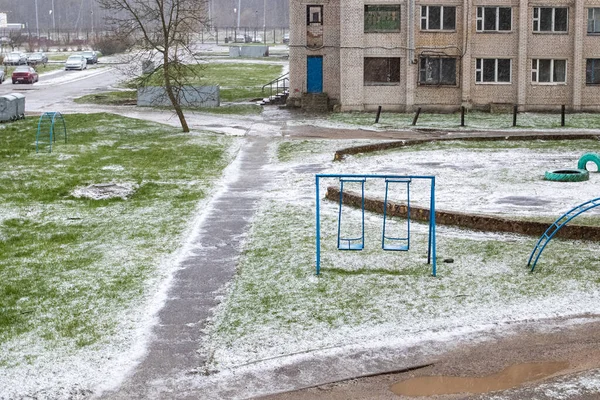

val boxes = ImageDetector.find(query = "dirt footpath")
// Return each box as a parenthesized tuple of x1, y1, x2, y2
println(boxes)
(259, 316, 600, 400)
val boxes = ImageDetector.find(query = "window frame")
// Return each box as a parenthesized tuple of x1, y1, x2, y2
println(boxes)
(532, 7, 568, 33)
(476, 6, 512, 32)
(420, 5, 456, 31)
(306, 5, 324, 25)
(531, 59, 567, 84)
(475, 58, 512, 84)
(364, 4, 401, 32)
(418, 56, 458, 86)
(588, 8, 600, 34)
(586, 59, 600, 85)
(364, 57, 402, 86)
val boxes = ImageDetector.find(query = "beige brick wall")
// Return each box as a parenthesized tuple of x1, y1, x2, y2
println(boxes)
(288, 0, 600, 111)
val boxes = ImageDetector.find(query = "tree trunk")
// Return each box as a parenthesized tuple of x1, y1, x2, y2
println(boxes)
(163, 53, 190, 133)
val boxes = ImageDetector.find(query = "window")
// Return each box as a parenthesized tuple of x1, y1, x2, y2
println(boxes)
(364, 57, 401, 85)
(364, 5, 401, 32)
(421, 6, 456, 30)
(588, 8, 600, 33)
(419, 57, 457, 85)
(476, 59, 511, 83)
(531, 59, 566, 83)
(533, 7, 568, 32)
(306, 5, 323, 25)
(476, 7, 512, 31)
(586, 59, 600, 84)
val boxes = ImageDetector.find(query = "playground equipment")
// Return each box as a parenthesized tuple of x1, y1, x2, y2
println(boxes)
(544, 153, 600, 182)
(337, 178, 366, 250)
(577, 153, 600, 171)
(36, 112, 67, 153)
(527, 197, 600, 271)
(544, 169, 589, 182)
(382, 178, 411, 251)
(316, 174, 436, 276)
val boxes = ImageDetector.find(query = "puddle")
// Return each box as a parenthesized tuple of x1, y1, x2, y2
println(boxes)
(390, 361, 569, 397)
(495, 196, 552, 206)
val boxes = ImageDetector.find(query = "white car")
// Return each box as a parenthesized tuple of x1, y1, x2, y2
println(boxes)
(65, 54, 87, 71)
(3, 52, 27, 66)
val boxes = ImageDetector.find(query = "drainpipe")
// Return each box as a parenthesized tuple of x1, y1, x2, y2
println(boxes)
(406, 0, 416, 111)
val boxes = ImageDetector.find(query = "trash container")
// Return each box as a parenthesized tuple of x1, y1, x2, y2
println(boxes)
(11, 93, 25, 119)
(0, 94, 17, 122)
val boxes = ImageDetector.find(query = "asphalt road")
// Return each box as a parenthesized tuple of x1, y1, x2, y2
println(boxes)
(0, 63, 123, 113)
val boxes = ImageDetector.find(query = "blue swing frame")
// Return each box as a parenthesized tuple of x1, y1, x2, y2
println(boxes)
(316, 174, 436, 276)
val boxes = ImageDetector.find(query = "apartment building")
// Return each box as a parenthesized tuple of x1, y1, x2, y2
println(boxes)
(287, 0, 600, 112)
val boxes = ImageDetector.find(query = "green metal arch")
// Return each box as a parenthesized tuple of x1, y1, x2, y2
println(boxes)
(36, 112, 67, 153)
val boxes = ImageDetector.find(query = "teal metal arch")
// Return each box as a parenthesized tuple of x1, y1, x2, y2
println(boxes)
(528, 197, 600, 271)
(36, 112, 67, 153)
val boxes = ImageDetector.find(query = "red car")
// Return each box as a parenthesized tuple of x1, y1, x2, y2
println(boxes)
(12, 66, 39, 84)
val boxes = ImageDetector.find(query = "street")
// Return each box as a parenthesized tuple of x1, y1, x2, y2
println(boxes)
(0, 63, 123, 113)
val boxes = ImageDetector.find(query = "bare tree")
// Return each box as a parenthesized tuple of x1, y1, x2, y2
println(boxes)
(98, 0, 209, 132)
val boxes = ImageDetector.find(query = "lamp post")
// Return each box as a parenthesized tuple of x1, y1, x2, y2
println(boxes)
(35, 0, 40, 40)
(236, 0, 241, 29)
(51, 0, 56, 32)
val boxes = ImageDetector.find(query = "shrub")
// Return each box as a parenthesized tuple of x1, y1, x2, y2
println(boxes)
(95, 35, 131, 56)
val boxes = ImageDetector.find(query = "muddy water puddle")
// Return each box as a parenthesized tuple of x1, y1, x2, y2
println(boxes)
(391, 361, 569, 397)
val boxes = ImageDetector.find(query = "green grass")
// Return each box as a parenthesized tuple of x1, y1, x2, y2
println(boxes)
(0, 113, 231, 365)
(329, 110, 600, 130)
(79, 62, 283, 105)
(372, 138, 600, 155)
(74, 91, 137, 105)
(140, 63, 284, 101)
(204, 198, 600, 370)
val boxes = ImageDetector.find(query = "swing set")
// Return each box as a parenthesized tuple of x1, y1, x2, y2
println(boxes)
(316, 174, 437, 276)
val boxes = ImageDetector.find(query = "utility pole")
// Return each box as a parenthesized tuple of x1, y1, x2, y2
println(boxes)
(51, 0, 56, 32)
(237, 0, 241, 29)
(35, 0, 40, 39)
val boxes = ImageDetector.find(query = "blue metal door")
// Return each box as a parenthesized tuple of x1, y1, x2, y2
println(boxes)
(307, 56, 323, 93)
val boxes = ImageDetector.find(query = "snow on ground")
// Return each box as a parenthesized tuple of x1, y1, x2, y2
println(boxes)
(200, 137, 600, 387)
(35, 67, 112, 87)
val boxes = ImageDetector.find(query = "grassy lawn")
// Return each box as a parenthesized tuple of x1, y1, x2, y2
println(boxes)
(74, 91, 138, 105)
(328, 110, 600, 130)
(75, 62, 283, 106)
(202, 138, 600, 371)
(0, 113, 233, 394)
(140, 62, 284, 101)
(74, 91, 263, 115)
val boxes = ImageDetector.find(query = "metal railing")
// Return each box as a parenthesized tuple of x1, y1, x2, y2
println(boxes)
(261, 72, 289, 101)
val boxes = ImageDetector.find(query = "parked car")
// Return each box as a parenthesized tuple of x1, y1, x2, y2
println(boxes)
(234, 35, 246, 43)
(253, 35, 263, 43)
(27, 52, 48, 66)
(3, 52, 27, 66)
(12, 66, 39, 84)
(81, 50, 98, 64)
(0, 69, 5, 84)
(282, 33, 290, 44)
(65, 54, 87, 70)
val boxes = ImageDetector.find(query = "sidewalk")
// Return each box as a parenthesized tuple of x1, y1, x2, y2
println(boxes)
(102, 137, 272, 399)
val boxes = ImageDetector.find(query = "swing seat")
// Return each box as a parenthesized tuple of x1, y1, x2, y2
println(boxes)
(382, 178, 411, 251)
(337, 178, 366, 251)
(339, 237, 364, 251)
(382, 237, 409, 251)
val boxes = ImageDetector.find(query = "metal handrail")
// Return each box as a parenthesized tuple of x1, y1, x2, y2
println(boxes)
(262, 72, 289, 100)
